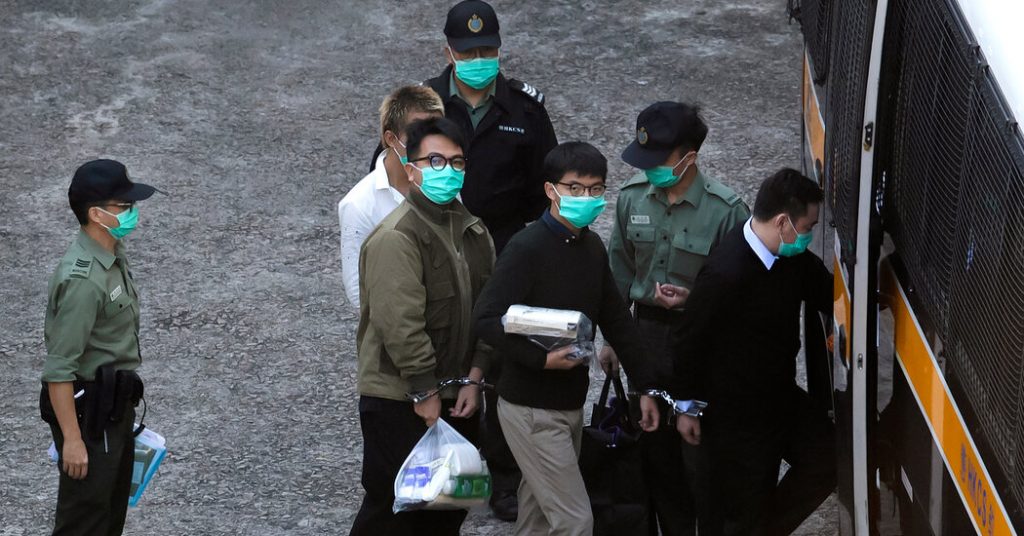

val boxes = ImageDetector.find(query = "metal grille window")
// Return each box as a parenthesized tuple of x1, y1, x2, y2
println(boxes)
(949, 78, 1024, 506)
(824, 0, 873, 275)
(793, 0, 833, 83)
(884, 0, 1024, 509)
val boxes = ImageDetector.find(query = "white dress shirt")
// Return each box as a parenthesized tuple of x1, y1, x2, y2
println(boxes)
(743, 217, 778, 270)
(338, 152, 405, 309)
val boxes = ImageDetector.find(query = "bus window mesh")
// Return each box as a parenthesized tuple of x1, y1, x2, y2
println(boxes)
(798, 0, 833, 82)
(824, 0, 872, 275)
(949, 79, 1024, 507)
(885, 0, 1024, 508)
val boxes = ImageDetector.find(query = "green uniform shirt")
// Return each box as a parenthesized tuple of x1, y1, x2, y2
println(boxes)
(609, 170, 750, 308)
(42, 231, 141, 383)
(449, 72, 495, 130)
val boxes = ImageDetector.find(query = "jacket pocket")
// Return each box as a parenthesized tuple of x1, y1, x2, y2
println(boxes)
(668, 233, 713, 284)
(102, 292, 133, 319)
(425, 280, 456, 329)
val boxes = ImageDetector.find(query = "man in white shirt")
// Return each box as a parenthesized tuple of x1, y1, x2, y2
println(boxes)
(339, 86, 445, 309)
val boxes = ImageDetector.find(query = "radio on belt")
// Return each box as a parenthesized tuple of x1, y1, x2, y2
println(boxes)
(501, 305, 596, 362)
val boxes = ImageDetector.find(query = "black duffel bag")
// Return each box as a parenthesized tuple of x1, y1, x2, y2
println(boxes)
(579, 372, 650, 536)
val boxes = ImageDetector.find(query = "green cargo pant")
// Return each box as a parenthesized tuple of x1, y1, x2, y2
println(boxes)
(49, 406, 135, 536)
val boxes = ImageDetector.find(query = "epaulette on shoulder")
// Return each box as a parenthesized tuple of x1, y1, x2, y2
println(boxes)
(623, 172, 650, 189)
(704, 178, 742, 206)
(509, 79, 545, 105)
(68, 257, 93, 279)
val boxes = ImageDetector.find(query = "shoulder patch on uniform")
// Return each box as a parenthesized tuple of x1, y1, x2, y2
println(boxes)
(704, 179, 742, 206)
(509, 79, 545, 105)
(68, 258, 93, 279)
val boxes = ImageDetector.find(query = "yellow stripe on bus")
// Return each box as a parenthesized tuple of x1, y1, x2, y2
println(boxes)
(803, 52, 826, 185)
(881, 260, 1016, 536)
(833, 257, 851, 364)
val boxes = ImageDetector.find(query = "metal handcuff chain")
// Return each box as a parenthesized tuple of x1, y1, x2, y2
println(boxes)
(407, 377, 494, 404)
(643, 389, 708, 419)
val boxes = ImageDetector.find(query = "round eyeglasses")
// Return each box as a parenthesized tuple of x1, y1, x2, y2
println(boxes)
(409, 154, 467, 172)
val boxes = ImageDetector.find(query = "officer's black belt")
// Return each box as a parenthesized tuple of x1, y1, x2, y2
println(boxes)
(634, 303, 685, 324)
(40, 365, 144, 440)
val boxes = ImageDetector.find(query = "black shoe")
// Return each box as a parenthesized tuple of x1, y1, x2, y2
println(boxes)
(490, 491, 518, 522)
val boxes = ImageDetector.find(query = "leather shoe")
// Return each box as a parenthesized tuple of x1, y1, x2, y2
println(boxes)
(490, 490, 518, 522)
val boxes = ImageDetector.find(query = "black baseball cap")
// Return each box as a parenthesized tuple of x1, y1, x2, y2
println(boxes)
(68, 159, 156, 204)
(444, 0, 501, 52)
(622, 102, 706, 170)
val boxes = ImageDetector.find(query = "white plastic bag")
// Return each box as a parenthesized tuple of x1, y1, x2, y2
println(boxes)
(393, 418, 491, 512)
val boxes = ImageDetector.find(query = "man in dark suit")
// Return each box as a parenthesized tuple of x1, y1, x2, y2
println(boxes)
(671, 168, 836, 535)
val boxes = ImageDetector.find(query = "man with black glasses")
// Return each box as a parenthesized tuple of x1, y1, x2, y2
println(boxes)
(474, 142, 662, 535)
(351, 117, 496, 535)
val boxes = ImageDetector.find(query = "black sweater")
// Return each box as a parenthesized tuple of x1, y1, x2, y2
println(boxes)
(672, 225, 831, 419)
(474, 212, 656, 410)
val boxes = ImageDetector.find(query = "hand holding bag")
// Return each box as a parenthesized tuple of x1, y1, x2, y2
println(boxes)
(579, 373, 650, 536)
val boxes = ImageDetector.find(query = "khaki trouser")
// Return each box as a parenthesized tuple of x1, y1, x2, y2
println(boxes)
(498, 397, 592, 536)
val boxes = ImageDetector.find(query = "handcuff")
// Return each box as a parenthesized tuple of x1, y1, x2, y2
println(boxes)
(643, 389, 708, 419)
(407, 377, 494, 404)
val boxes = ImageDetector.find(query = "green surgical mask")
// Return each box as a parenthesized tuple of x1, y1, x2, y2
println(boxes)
(450, 50, 500, 90)
(97, 205, 139, 240)
(778, 216, 812, 257)
(644, 153, 692, 188)
(414, 164, 464, 205)
(555, 190, 606, 228)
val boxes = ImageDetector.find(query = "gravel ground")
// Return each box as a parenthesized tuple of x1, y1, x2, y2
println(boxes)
(0, 0, 836, 534)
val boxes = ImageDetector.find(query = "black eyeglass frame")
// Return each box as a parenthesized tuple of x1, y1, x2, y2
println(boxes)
(409, 154, 468, 172)
(556, 181, 607, 198)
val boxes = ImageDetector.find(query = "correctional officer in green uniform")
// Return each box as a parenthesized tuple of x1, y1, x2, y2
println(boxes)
(602, 102, 749, 536)
(40, 159, 157, 536)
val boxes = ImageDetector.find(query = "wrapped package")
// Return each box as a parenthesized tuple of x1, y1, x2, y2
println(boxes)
(393, 418, 491, 512)
(501, 305, 596, 361)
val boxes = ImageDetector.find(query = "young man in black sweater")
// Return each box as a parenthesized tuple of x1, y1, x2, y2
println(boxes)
(474, 141, 661, 535)
(671, 168, 836, 536)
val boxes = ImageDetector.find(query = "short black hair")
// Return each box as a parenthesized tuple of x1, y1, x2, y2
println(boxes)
(543, 141, 608, 184)
(69, 193, 90, 225)
(404, 117, 467, 161)
(752, 168, 824, 221)
(677, 103, 708, 153)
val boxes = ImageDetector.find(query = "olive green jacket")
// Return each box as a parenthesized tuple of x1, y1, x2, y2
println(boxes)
(356, 187, 495, 401)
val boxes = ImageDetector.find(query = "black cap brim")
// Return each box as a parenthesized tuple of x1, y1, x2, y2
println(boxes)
(622, 140, 673, 170)
(448, 33, 501, 52)
(115, 182, 157, 201)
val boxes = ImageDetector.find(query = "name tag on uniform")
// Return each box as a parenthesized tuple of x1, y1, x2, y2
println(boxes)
(110, 286, 123, 301)
(630, 215, 651, 225)
(498, 125, 525, 135)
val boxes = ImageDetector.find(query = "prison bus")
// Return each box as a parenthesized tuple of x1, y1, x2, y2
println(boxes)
(791, 0, 1024, 533)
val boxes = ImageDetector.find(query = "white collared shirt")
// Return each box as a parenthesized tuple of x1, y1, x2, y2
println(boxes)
(743, 218, 778, 270)
(338, 152, 406, 309)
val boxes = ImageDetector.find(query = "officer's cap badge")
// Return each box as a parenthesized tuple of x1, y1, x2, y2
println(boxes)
(637, 127, 649, 145)
(468, 14, 484, 33)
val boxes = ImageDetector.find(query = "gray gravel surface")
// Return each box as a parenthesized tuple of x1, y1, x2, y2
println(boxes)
(0, 0, 836, 534)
